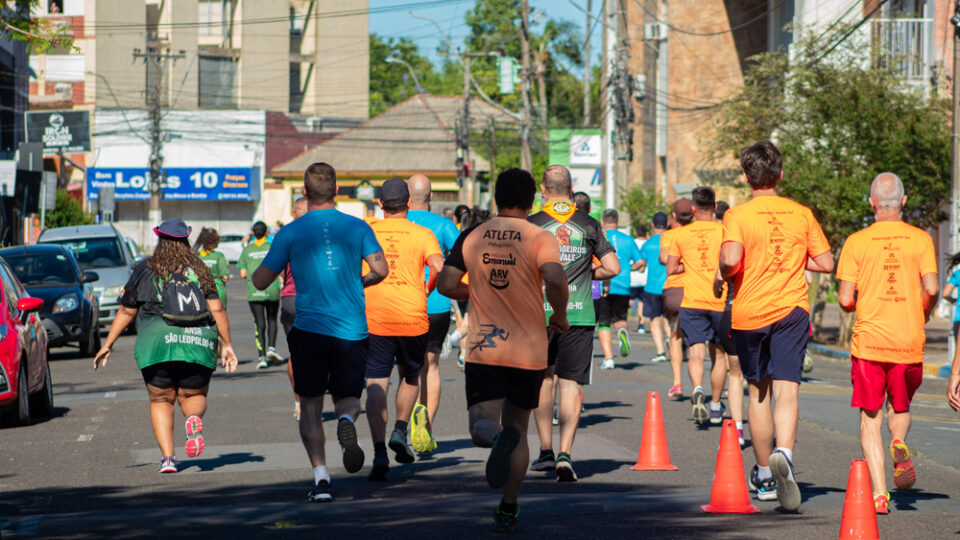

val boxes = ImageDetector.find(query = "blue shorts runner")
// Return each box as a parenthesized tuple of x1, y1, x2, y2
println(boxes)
(642, 292, 664, 318)
(733, 307, 809, 384)
(287, 327, 368, 398)
(366, 334, 427, 383)
(678, 308, 722, 345)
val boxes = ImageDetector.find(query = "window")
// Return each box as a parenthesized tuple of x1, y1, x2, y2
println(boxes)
(45, 54, 85, 82)
(198, 0, 224, 36)
(45, 0, 83, 16)
(47, 238, 126, 269)
(199, 55, 238, 108)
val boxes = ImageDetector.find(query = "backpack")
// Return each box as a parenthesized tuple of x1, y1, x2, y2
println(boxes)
(153, 271, 213, 327)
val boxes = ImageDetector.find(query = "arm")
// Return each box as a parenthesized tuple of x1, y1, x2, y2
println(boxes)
(239, 268, 248, 279)
(93, 306, 138, 370)
(659, 245, 670, 266)
(921, 272, 939, 322)
(208, 298, 238, 372)
(837, 280, 856, 313)
(252, 265, 280, 290)
(363, 251, 388, 288)
(425, 253, 443, 295)
(437, 266, 469, 301)
(592, 251, 620, 280)
(943, 282, 956, 303)
(666, 255, 684, 276)
(806, 251, 835, 273)
(949, 330, 960, 411)
(631, 260, 645, 271)
(713, 268, 727, 299)
(542, 262, 570, 333)
(719, 242, 743, 279)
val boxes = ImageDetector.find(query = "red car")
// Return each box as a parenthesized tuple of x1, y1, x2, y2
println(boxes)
(0, 256, 50, 427)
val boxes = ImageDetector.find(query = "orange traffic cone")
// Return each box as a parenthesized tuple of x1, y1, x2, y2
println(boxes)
(838, 459, 879, 540)
(701, 419, 759, 513)
(631, 391, 678, 471)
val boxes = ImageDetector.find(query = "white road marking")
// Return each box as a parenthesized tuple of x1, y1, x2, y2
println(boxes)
(933, 426, 960, 432)
(91, 416, 103, 423)
(104, 391, 117, 398)
(77, 434, 93, 442)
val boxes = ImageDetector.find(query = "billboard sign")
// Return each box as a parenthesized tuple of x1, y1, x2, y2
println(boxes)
(569, 134, 602, 167)
(25, 110, 91, 153)
(87, 167, 259, 201)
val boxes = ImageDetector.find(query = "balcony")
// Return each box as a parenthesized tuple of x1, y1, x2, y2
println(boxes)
(870, 18, 933, 83)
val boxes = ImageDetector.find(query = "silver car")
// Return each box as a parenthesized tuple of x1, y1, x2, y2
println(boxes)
(37, 224, 139, 327)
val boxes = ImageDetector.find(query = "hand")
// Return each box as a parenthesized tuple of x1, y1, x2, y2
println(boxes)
(220, 344, 238, 373)
(948, 374, 960, 412)
(548, 313, 570, 333)
(713, 276, 725, 299)
(93, 346, 111, 370)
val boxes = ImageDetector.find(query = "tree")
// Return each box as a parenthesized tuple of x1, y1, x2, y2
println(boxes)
(368, 34, 461, 116)
(0, 0, 74, 51)
(619, 184, 669, 236)
(45, 189, 93, 229)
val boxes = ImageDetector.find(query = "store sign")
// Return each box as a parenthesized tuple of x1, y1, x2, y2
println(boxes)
(87, 167, 258, 201)
(570, 167, 603, 199)
(569, 134, 602, 167)
(25, 110, 91, 153)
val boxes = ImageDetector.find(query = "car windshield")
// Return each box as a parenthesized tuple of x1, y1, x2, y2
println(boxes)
(5, 253, 78, 286)
(48, 238, 126, 269)
(220, 235, 243, 242)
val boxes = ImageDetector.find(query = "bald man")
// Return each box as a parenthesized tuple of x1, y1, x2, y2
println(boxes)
(837, 173, 938, 514)
(406, 173, 461, 454)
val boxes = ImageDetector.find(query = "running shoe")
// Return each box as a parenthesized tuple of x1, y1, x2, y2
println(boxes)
(266, 347, 283, 365)
(307, 479, 333, 503)
(185, 414, 205, 458)
(692, 388, 708, 426)
(802, 353, 813, 374)
(257, 357, 269, 370)
(440, 333, 453, 360)
(709, 402, 726, 426)
(668, 384, 683, 399)
(617, 328, 631, 357)
(769, 450, 801, 511)
(600, 358, 615, 370)
(874, 492, 890, 514)
(552, 406, 559, 426)
(530, 450, 556, 472)
(737, 428, 745, 448)
(650, 353, 667, 363)
(457, 351, 465, 371)
(337, 417, 365, 473)
(389, 427, 416, 464)
(486, 425, 520, 489)
(748, 464, 777, 501)
(890, 439, 916, 490)
(159, 456, 178, 474)
(493, 505, 519, 534)
(555, 453, 578, 482)
(410, 403, 432, 453)
(637, 326, 646, 335)
(368, 453, 389, 481)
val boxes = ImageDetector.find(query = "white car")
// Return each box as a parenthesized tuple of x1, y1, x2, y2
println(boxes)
(218, 234, 245, 263)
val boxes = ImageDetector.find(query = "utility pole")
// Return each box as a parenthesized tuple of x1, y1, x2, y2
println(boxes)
(132, 47, 184, 248)
(949, 1, 960, 359)
(583, 0, 592, 127)
(487, 116, 497, 193)
(462, 55, 472, 203)
(602, 0, 616, 210)
(519, 0, 533, 171)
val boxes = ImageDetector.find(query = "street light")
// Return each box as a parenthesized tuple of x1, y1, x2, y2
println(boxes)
(385, 56, 426, 95)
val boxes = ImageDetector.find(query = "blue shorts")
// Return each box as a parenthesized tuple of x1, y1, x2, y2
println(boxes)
(733, 307, 809, 384)
(642, 292, 664, 318)
(679, 308, 723, 345)
(366, 334, 427, 383)
(630, 286, 644, 300)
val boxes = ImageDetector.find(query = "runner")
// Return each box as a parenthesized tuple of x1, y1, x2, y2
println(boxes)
(94, 218, 238, 473)
(640, 212, 670, 363)
(718, 141, 833, 511)
(597, 209, 643, 370)
(363, 178, 443, 480)
(666, 186, 728, 426)
(660, 199, 694, 399)
(528, 165, 618, 482)
(836, 173, 938, 514)
(281, 197, 309, 421)
(253, 162, 388, 503)
(239, 221, 281, 369)
(436, 167, 569, 533)
(194, 228, 230, 308)
(630, 224, 648, 334)
(407, 173, 461, 454)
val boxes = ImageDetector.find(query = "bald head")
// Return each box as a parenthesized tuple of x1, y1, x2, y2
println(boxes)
(408, 174, 432, 208)
(870, 172, 905, 213)
(293, 196, 308, 219)
(542, 165, 572, 198)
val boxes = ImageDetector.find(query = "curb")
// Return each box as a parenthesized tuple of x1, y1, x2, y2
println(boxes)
(807, 343, 950, 379)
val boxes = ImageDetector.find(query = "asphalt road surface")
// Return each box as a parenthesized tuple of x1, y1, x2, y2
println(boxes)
(1, 268, 958, 538)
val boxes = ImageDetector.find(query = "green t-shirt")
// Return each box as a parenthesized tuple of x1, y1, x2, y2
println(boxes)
(199, 249, 229, 307)
(238, 240, 280, 302)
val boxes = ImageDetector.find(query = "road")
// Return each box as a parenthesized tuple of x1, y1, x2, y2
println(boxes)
(1, 269, 958, 538)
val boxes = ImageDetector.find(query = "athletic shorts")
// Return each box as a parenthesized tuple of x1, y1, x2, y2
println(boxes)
(425, 312, 451, 354)
(595, 294, 630, 327)
(952, 320, 960, 340)
(717, 304, 736, 356)
(366, 334, 427, 382)
(141, 361, 213, 390)
(642, 292, 665, 319)
(679, 307, 723, 346)
(548, 326, 595, 385)
(287, 327, 367, 399)
(850, 356, 923, 413)
(280, 296, 296, 336)
(630, 286, 644, 300)
(663, 287, 683, 323)
(733, 307, 809, 384)
(464, 362, 544, 410)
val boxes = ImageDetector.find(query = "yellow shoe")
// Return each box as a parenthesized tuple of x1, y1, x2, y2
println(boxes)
(410, 403, 432, 453)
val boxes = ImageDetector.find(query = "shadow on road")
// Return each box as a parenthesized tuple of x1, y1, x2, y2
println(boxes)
(26, 406, 70, 426)
(797, 481, 845, 503)
(892, 489, 950, 511)
(178, 452, 267, 472)
(579, 413, 631, 428)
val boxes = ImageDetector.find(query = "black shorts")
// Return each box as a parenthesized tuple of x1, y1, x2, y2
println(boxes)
(287, 327, 368, 399)
(642, 292, 665, 318)
(280, 296, 296, 336)
(465, 362, 544, 410)
(425, 312, 451, 354)
(663, 287, 683, 323)
(366, 334, 427, 383)
(141, 361, 213, 390)
(548, 326, 595, 385)
(733, 307, 809, 384)
(718, 304, 736, 355)
(679, 307, 723, 345)
(630, 286, 644, 300)
(595, 294, 630, 327)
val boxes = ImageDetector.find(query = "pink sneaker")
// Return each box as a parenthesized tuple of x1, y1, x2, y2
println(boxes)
(668, 384, 683, 400)
(737, 428, 745, 447)
(185, 415, 205, 458)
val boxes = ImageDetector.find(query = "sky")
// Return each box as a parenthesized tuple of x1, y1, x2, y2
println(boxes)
(368, 0, 604, 76)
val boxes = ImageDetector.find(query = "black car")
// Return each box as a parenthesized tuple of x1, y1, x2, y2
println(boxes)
(0, 245, 100, 356)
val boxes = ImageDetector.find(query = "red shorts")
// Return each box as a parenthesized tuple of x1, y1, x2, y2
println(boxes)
(850, 356, 922, 413)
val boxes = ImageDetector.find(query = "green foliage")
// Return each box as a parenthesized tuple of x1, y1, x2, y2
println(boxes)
(369, 34, 462, 116)
(0, 0, 75, 52)
(619, 184, 669, 235)
(45, 189, 93, 229)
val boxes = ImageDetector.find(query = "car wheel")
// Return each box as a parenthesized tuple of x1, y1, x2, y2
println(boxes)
(30, 356, 53, 418)
(4, 362, 32, 427)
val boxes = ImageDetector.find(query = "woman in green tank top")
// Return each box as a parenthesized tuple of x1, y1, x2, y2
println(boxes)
(194, 228, 230, 308)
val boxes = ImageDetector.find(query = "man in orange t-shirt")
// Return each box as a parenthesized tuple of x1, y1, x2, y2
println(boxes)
(364, 178, 443, 481)
(837, 173, 938, 513)
(659, 198, 693, 399)
(718, 141, 833, 512)
(438, 168, 569, 533)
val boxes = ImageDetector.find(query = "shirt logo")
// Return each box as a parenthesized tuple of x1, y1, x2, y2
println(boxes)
(489, 268, 510, 290)
(470, 324, 510, 353)
(552, 201, 571, 213)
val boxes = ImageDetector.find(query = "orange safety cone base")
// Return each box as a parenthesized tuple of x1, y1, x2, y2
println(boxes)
(631, 391, 678, 471)
(701, 503, 759, 514)
(631, 462, 678, 471)
(838, 459, 879, 540)
(701, 419, 757, 514)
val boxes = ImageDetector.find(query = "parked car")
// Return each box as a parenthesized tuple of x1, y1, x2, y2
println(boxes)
(125, 236, 146, 264)
(0, 257, 50, 427)
(217, 234, 245, 263)
(0, 245, 100, 356)
(37, 224, 135, 327)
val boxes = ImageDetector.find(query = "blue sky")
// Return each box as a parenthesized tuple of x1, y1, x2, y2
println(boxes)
(368, 0, 603, 76)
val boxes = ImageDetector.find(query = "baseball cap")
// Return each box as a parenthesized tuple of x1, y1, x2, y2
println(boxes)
(380, 177, 409, 206)
(153, 218, 191, 239)
(673, 198, 694, 218)
(652, 211, 668, 228)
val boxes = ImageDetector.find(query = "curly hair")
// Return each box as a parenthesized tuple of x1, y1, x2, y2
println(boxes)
(148, 237, 217, 295)
(193, 227, 220, 252)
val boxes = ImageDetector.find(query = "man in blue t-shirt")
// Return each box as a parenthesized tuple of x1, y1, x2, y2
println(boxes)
(640, 212, 670, 363)
(405, 174, 460, 452)
(597, 209, 644, 369)
(254, 162, 388, 504)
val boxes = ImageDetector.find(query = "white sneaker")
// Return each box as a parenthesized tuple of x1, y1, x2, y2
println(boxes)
(266, 347, 283, 364)
(440, 333, 453, 360)
(257, 358, 269, 369)
(600, 358, 615, 370)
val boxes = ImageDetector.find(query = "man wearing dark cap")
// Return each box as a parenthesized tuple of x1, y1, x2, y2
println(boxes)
(639, 212, 670, 363)
(659, 198, 694, 399)
(362, 178, 444, 480)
